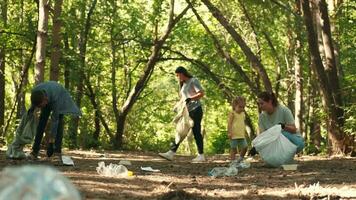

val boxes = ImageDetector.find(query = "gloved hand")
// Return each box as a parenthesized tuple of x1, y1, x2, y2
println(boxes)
(248, 147, 258, 156)
(185, 98, 192, 104)
(278, 123, 285, 130)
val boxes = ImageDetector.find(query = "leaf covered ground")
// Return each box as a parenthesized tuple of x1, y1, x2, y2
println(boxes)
(1, 149, 355, 200)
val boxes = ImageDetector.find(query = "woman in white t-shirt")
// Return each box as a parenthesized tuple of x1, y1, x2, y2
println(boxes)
(159, 66, 205, 162)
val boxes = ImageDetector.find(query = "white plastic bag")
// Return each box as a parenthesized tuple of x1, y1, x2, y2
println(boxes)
(172, 100, 194, 144)
(252, 125, 297, 167)
(0, 165, 81, 200)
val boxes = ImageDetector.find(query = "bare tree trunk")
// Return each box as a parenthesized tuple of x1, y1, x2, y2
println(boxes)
(35, 0, 49, 84)
(200, 0, 273, 92)
(50, 0, 63, 81)
(113, 1, 190, 148)
(0, 0, 7, 137)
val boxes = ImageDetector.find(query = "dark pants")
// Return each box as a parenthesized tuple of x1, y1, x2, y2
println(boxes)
(171, 106, 204, 154)
(32, 105, 64, 154)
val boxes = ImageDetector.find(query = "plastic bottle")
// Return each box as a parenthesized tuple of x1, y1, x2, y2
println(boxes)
(208, 166, 238, 177)
(96, 162, 133, 177)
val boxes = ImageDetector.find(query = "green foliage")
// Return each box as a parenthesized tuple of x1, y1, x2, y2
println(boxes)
(208, 130, 229, 154)
(1, 0, 354, 156)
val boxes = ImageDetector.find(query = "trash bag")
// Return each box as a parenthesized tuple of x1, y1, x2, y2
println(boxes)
(6, 111, 38, 159)
(252, 125, 297, 167)
(0, 165, 81, 200)
(172, 100, 194, 145)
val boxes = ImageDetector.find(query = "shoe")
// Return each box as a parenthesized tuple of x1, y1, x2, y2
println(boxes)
(158, 150, 175, 161)
(47, 143, 54, 157)
(192, 154, 205, 163)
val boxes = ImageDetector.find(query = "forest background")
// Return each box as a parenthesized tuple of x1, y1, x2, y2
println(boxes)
(0, 0, 355, 156)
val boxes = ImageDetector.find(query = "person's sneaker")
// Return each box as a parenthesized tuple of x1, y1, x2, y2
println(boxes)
(192, 154, 206, 163)
(158, 150, 175, 161)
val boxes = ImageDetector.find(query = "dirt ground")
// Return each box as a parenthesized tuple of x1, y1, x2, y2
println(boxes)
(1, 149, 356, 200)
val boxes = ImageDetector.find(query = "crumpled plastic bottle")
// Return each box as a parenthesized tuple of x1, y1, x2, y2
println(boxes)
(208, 166, 238, 178)
(0, 165, 81, 200)
(96, 161, 133, 177)
(237, 161, 251, 169)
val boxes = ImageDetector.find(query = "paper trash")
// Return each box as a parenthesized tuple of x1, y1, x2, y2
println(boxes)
(62, 156, 74, 166)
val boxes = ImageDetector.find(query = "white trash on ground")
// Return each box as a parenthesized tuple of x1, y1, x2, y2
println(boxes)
(252, 125, 297, 167)
(0, 165, 81, 200)
(238, 161, 251, 169)
(62, 155, 75, 166)
(140, 166, 160, 172)
(208, 166, 238, 178)
(96, 161, 133, 177)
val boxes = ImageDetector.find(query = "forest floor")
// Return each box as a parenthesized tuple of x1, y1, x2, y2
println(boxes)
(0, 149, 356, 200)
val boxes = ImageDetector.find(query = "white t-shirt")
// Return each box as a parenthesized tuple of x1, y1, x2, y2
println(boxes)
(180, 77, 203, 112)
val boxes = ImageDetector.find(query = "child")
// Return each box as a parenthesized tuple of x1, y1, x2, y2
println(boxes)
(227, 96, 248, 165)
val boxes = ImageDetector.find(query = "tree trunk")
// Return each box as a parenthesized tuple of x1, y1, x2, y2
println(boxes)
(113, 2, 190, 149)
(302, 0, 347, 154)
(35, 0, 49, 84)
(50, 0, 63, 81)
(317, 0, 344, 125)
(200, 0, 273, 92)
(16, 0, 27, 119)
(294, 0, 304, 134)
(68, 0, 97, 147)
(63, 33, 70, 89)
(0, 0, 7, 137)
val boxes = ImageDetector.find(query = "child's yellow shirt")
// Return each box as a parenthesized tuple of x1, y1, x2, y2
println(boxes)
(230, 111, 245, 139)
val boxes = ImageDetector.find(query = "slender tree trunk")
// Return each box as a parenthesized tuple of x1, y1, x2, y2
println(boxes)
(35, 0, 49, 84)
(200, 0, 273, 92)
(113, 1, 190, 148)
(294, 0, 304, 134)
(50, 0, 63, 81)
(93, 78, 101, 143)
(68, 0, 97, 147)
(0, 0, 7, 137)
(16, 0, 27, 119)
(63, 33, 70, 89)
